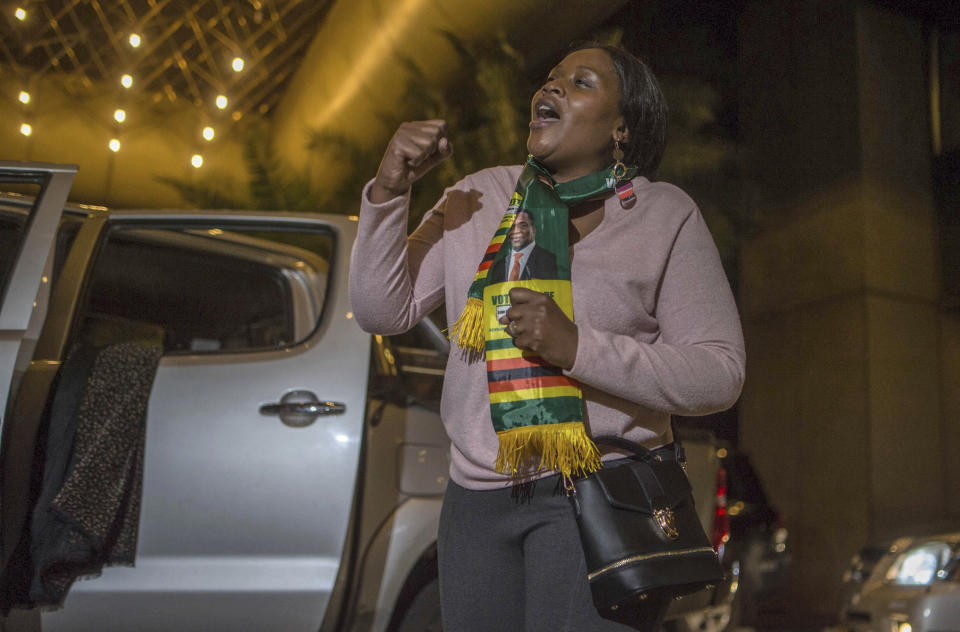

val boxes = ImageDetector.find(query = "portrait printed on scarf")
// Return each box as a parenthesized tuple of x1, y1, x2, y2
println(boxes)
(488, 210, 558, 284)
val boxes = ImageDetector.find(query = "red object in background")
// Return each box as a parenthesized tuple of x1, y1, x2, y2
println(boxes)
(712, 465, 730, 555)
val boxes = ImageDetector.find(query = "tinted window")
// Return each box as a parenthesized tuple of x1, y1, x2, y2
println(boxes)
(0, 209, 27, 296)
(75, 223, 333, 354)
(51, 217, 83, 286)
(0, 187, 41, 303)
(369, 311, 448, 411)
(391, 316, 447, 410)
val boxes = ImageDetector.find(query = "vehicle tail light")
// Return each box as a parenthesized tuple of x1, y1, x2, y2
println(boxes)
(711, 464, 730, 555)
(773, 513, 788, 553)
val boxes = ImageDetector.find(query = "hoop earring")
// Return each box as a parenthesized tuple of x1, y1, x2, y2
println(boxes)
(612, 140, 627, 181)
(612, 140, 636, 209)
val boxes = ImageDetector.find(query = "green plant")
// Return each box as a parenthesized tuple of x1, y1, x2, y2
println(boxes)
(376, 31, 535, 226)
(157, 125, 325, 212)
(158, 32, 533, 221)
(657, 76, 755, 282)
(157, 31, 751, 283)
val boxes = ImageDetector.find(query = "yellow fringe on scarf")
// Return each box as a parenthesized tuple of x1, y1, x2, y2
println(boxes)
(495, 422, 602, 478)
(449, 296, 485, 352)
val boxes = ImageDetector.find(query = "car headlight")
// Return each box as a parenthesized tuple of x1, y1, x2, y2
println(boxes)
(886, 542, 951, 585)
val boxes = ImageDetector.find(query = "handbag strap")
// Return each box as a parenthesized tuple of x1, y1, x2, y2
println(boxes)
(564, 423, 688, 499)
(591, 435, 654, 456)
(592, 419, 687, 464)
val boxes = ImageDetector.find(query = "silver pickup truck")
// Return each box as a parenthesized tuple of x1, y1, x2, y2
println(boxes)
(0, 161, 738, 632)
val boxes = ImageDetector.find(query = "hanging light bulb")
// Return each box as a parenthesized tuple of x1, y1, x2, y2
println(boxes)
(232, 57, 245, 72)
(20, 123, 32, 136)
(129, 33, 142, 48)
(15, 7, 27, 20)
(18, 91, 30, 104)
(109, 138, 121, 152)
(202, 126, 215, 141)
(121, 74, 133, 89)
(191, 154, 204, 168)
(114, 108, 127, 123)
(215, 95, 228, 109)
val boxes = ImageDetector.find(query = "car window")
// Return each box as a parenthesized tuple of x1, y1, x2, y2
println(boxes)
(0, 207, 28, 299)
(0, 187, 42, 304)
(50, 216, 84, 286)
(391, 314, 448, 410)
(370, 311, 448, 411)
(74, 222, 333, 354)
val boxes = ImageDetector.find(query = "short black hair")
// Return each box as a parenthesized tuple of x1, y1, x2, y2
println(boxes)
(570, 43, 668, 178)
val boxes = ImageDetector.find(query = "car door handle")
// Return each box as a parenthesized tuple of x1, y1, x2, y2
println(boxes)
(260, 390, 345, 427)
(260, 402, 346, 415)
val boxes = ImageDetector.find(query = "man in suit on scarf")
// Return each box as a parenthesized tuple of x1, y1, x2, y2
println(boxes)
(489, 210, 558, 282)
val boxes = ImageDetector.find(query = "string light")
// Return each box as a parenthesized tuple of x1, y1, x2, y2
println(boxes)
(10, 10, 292, 171)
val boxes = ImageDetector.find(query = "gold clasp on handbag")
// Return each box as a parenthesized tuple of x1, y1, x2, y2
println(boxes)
(654, 507, 680, 540)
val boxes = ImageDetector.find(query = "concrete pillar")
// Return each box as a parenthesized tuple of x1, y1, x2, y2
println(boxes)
(943, 311, 960, 520)
(738, 0, 955, 618)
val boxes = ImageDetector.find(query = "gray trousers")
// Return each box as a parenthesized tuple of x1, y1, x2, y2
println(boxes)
(437, 476, 669, 632)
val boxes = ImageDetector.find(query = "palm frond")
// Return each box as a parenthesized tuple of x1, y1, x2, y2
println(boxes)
(155, 175, 247, 210)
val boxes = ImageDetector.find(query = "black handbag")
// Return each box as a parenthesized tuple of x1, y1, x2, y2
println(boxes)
(565, 435, 723, 625)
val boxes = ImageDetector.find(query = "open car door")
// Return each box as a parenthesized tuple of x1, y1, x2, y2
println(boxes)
(0, 162, 77, 439)
(1, 162, 77, 578)
(5, 211, 369, 632)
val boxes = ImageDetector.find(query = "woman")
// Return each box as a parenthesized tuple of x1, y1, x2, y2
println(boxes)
(351, 45, 745, 631)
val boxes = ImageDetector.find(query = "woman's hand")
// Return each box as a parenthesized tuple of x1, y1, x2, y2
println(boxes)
(369, 120, 453, 204)
(500, 287, 579, 370)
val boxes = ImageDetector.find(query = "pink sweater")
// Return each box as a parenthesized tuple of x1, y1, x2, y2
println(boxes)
(350, 166, 745, 489)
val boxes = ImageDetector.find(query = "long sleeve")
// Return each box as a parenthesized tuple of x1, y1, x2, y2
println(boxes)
(566, 202, 745, 416)
(349, 169, 743, 489)
(349, 180, 447, 335)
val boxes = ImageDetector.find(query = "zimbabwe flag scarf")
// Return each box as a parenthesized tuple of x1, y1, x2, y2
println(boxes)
(450, 156, 638, 478)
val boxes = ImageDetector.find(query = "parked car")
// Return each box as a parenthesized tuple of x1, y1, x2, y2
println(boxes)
(0, 161, 738, 631)
(663, 430, 742, 632)
(0, 161, 455, 632)
(722, 450, 791, 627)
(839, 532, 960, 632)
(838, 539, 905, 621)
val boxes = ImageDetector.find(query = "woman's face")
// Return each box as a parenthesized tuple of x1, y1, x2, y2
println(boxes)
(527, 48, 625, 182)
